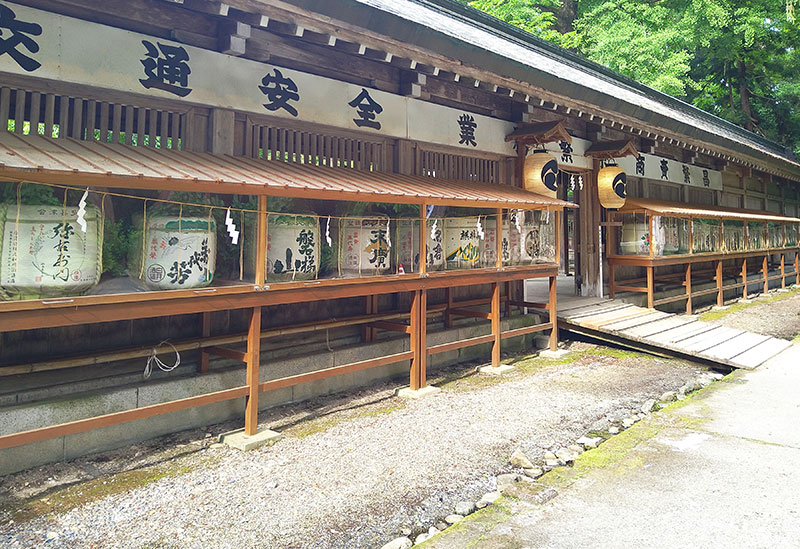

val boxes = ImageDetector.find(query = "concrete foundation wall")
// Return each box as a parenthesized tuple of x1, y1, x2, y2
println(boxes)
(0, 314, 543, 476)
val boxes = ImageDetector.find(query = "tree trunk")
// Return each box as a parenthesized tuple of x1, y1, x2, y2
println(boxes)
(736, 59, 756, 132)
(556, 0, 577, 34)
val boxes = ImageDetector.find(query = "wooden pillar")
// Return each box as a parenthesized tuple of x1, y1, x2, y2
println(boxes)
(796, 251, 799, 286)
(245, 194, 267, 436)
(409, 289, 427, 390)
(780, 253, 786, 289)
(763, 255, 769, 294)
(548, 274, 558, 350)
(199, 312, 211, 373)
(716, 260, 724, 307)
(363, 295, 378, 342)
(685, 263, 692, 314)
(646, 266, 654, 309)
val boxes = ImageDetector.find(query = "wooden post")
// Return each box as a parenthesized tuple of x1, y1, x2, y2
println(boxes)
(742, 258, 748, 299)
(646, 266, 654, 309)
(548, 274, 558, 351)
(555, 209, 563, 267)
(685, 263, 692, 314)
(763, 254, 769, 294)
(796, 251, 799, 286)
(409, 289, 426, 390)
(491, 282, 501, 367)
(245, 194, 267, 436)
(419, 203, 427, 276)
(199, 312, 211, 373)
(716, 260, 723, 307)
(244, 307, 261, 436)
(496, 209, 503, 269)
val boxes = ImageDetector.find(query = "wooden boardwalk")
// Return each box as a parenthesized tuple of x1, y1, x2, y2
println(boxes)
(527, 279, 791, 370)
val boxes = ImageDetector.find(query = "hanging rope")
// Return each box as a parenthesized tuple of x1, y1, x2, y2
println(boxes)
(143, 340, 181, 379)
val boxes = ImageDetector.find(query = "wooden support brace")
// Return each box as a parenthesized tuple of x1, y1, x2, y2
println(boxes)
(449, 308, 492, 320)
(781, 253, 786, 289)
(244, 307, 261, 436)
(763, 255, 769, 294)
(646, 266, 655, 309)
(716, 260, 723, 307)
(200, 311, 211, 373)
(367, 320, 411, 334)
(742, 258, 748, 299)
(206, 346, 247, 362)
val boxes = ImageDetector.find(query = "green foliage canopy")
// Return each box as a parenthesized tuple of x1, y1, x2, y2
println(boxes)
(458, 0, 800, 156)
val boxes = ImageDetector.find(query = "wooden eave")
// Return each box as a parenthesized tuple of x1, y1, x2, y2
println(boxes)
(618, 198, 800, 223)
(585, 139, 639, 159)
(504, 121, 571, 146)
(0, 133, 574, 210)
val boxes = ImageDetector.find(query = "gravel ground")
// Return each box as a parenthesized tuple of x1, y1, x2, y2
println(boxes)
(1, 341, 704, 549)
(706, 290, 800, 340)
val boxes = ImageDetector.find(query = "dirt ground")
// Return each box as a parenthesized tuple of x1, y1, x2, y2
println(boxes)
(0, 341, 707, 549)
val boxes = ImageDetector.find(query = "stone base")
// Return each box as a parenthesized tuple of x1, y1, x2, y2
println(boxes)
(219, 428, 282, 451)
(777, 288, 790, 293)
(478, 364, 515, 375)
(396, 385, 441, 399)
(711, 305, 729, 311)
(738, 298, 753, 304)
(539, 349, 570, 359)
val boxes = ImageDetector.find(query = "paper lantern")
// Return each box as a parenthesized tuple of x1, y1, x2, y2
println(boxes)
(598, 165, 627, 209)
(523, 150, 559, 197)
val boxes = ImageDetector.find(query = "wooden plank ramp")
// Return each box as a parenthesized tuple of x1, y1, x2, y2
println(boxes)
(527, 284, 789, 369)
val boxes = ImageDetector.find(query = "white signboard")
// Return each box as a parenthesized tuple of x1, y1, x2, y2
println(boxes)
(617, 152, 723, 191)
(0, 2, 515, 156)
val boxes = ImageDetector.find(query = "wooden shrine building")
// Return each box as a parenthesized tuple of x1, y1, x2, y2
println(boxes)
(0, 0, 799, 473)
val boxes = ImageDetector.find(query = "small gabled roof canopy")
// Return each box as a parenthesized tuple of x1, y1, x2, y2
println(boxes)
(618, 198, 800, 223)
(585, 140, 639, 159)
(505, 121, 571, 146)
(0, 133, 573, 210)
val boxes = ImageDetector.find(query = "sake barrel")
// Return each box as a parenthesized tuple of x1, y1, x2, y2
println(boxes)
(480, 217, 498, 267)
(339, 217, 391, 277)
(131, 216, 217, 290)
(444, 217, 481, 269)
(0, 203, 102, 300)
(267, 214, 320, 281)
(620, 220, 649, 255)
(504, 212, 527, 265)
(396, 218, 444, 272)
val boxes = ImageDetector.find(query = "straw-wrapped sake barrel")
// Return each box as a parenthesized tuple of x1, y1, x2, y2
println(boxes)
(0, 204, 102, 300)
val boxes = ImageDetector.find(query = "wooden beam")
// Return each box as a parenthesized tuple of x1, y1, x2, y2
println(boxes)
(548, 274, 558, 350)
(0, 386, 248, 450)
(206, 345, 247, 362)
(367, 320, 411, 334)
(409, 289, 421, 391)
(449, 308, 492, 320)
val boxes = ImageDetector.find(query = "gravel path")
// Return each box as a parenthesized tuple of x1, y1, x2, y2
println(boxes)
(707, 290, 800, 340)
(1, 342, 702, 548)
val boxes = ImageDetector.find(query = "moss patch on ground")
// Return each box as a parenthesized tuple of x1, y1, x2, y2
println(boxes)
(539, 419, 663, 490)
(283, 401, 407, 439)
(420, 499, 514, 548)
(1, 459, 201, 524)
(698, 286, 800, 323)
